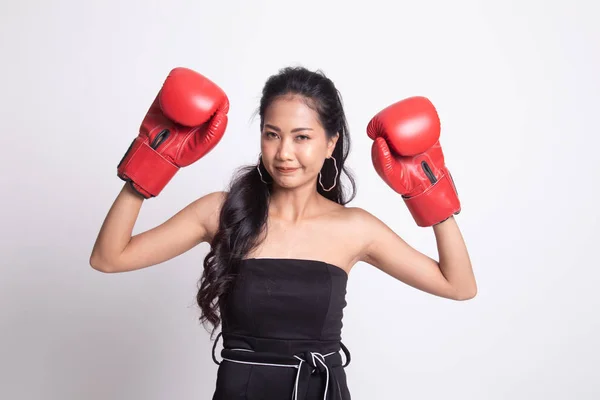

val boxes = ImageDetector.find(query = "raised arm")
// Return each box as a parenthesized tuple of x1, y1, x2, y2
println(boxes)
(356, 209, 475, 300)
(362, 96, 476, 300)
(90, 66, 230, 272)
(90, 187, 225, 273)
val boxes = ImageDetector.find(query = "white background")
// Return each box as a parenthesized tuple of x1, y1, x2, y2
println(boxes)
(2, 0, 599, 399)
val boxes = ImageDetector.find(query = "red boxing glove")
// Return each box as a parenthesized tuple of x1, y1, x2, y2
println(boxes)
(366, 96, 460, 227)
(117, 67, 229, 198)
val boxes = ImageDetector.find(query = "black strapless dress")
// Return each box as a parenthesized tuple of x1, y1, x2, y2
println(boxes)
(211, 258, 352, 400)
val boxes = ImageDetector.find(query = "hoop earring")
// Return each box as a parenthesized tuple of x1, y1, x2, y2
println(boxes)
(256, 153, 269, 184)
(319, 156, 338, 192)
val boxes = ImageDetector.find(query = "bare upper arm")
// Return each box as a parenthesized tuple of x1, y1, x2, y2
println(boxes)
(103, 191, 227, 273)
(352, 207, 459, 300)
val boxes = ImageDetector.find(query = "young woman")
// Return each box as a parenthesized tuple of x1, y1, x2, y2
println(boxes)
(91, 66, 476, 400)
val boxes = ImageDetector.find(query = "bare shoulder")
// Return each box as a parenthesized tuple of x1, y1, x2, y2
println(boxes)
(192, 190, 228, 243)
(338, 206, 386, 260)
(339, 205, 378, 228)
(338, 206, 464, 299)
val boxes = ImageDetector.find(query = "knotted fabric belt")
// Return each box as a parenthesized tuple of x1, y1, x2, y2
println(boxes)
(212, 332, 351, 400)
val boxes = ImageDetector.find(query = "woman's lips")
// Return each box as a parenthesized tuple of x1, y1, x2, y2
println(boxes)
(276, 167, 299, 173)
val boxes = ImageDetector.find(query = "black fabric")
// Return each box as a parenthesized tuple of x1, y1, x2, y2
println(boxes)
(211, 258, 352, 400)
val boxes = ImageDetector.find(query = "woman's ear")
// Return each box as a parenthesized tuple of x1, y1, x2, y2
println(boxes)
(328, 132, 340, 155)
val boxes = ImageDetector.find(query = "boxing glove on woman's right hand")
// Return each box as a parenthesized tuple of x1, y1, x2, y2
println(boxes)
(117, 67, 229, 198)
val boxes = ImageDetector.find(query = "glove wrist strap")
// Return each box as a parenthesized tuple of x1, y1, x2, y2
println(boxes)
(404, 172, 461, 227)
(117, 137, 179, 198)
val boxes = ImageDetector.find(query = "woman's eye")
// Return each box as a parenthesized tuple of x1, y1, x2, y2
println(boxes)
(263, 132, 309, 140)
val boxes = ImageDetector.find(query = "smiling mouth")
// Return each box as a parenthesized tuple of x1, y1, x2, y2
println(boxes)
(276, 167, 299, 172)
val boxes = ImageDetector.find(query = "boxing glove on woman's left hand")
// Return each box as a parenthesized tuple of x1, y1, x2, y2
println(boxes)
(366, 96, 460, 227)
(117, 67, 229, 198)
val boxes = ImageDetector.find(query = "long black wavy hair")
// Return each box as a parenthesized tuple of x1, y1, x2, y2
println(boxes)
(196, 66, 357, 338)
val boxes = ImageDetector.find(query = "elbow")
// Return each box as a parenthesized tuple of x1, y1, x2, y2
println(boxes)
(89, 253, 114, 273)
(454, 287, 477, 301)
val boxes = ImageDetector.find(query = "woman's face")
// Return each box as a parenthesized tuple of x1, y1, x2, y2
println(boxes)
(260, 95, 338, 190)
